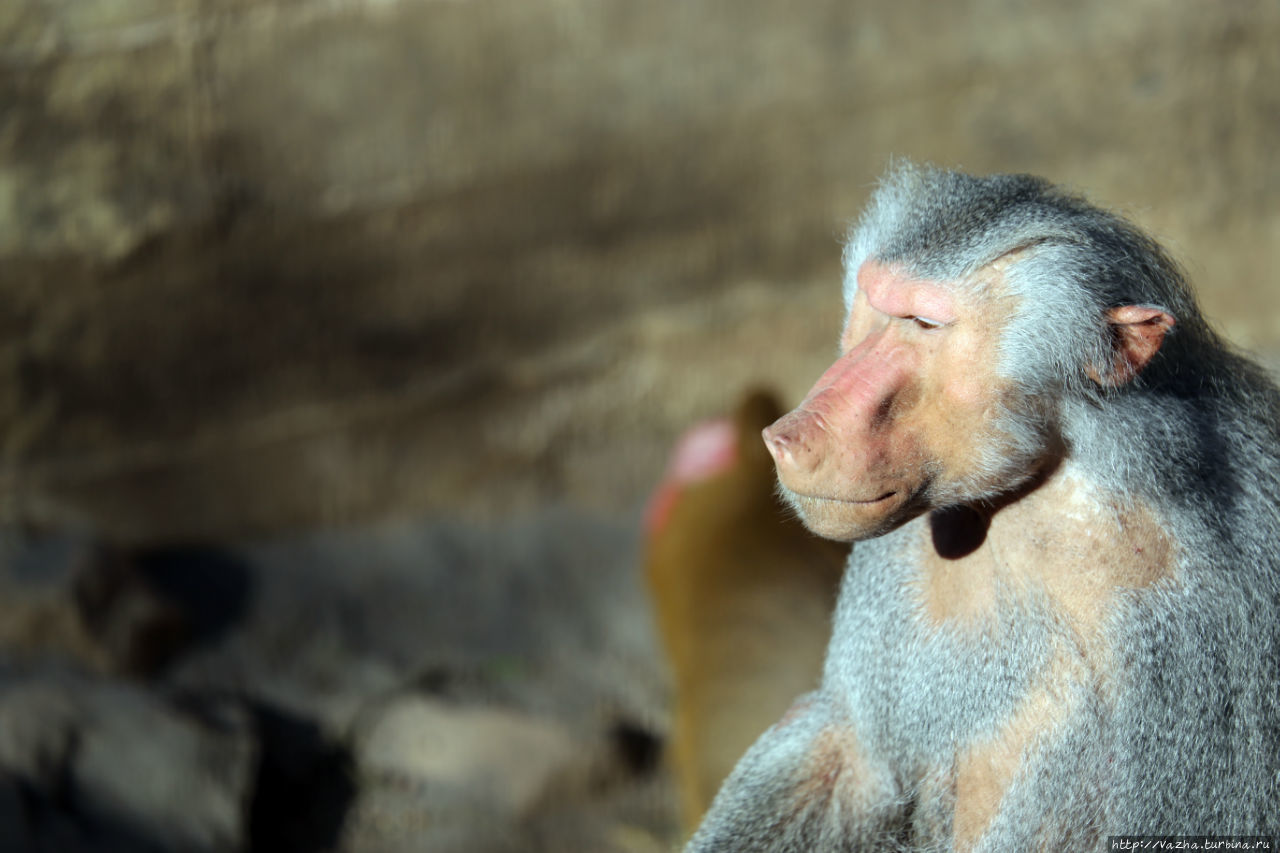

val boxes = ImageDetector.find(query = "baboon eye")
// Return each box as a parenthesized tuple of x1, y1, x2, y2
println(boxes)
(908, 316, 945, 330)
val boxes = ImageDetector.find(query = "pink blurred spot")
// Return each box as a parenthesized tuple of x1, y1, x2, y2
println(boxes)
(644, 418, 737, 535)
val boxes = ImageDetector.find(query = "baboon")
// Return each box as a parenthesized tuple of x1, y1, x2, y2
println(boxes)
(645, 390, 847, 832)
(685, 164, 1280, 851)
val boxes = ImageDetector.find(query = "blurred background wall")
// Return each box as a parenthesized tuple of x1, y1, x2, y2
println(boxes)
(1, 0, 1277, 543)
(1, 3, 1278, 851)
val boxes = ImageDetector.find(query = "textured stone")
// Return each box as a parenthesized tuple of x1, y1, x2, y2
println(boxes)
(0, 0, 1277, 542)
(0, 675, 257, 852)
(0, 502, 675, 851)
(354, 696, 579, 814)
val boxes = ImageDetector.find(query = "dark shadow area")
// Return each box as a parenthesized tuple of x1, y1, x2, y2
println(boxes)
(244, 700, 355, 853)
(13, 787, 198, 853)
(608, 719, 664, 779)
(129, 546, 253, 650)
(929, 505, 991, 559)
(73, 544, 253, 678)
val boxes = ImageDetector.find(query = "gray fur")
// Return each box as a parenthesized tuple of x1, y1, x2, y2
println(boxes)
(685, 164, 1280, 851)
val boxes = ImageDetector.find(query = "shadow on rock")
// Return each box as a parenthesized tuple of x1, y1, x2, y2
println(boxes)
(244, 699, 355, 853)
(74, 544, 253, 678)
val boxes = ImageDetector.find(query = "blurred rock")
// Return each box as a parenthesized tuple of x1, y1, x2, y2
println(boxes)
(0, 532, 116, 674)
(0, 533, 199, 678)
(0, 507, 677, 851)
(72, 544, 193, 676)
(155, 508, 665, 739)
(0, 585, 110, 672)
(353, 695, 580, 815)
(0, 675, 256, 853)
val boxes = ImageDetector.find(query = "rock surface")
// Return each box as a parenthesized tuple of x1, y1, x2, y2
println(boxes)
(0, 507, 674, 852)
(1, 0, 1277, 541)
(0, 674, 256, 853)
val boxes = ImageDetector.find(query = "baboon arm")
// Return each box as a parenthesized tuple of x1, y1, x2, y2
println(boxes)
(684, 693, 901, 852)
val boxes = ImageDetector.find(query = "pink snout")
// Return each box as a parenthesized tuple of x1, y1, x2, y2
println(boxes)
(763, 342, 912, 483)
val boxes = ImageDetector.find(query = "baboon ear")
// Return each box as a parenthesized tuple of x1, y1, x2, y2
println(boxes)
(1087, 305, 1176, 386)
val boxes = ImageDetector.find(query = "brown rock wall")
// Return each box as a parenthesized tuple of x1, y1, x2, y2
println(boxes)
(1, 0, 1277, 540)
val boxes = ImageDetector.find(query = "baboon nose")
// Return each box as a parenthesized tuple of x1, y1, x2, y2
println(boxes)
(762, 426, 789, 464)
(764, 415, 824, 475)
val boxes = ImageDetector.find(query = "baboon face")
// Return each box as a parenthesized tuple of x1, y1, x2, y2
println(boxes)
(763, 259, 1022, 541)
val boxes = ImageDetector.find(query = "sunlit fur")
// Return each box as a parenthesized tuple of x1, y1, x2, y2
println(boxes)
(686, 164, 1280, 851)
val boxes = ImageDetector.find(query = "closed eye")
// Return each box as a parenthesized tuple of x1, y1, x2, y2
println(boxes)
(907, 315, 945, 330)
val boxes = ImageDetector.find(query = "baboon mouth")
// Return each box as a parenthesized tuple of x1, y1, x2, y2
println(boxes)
(791, 489, 898, 506)
(842, 491, 897, 505)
